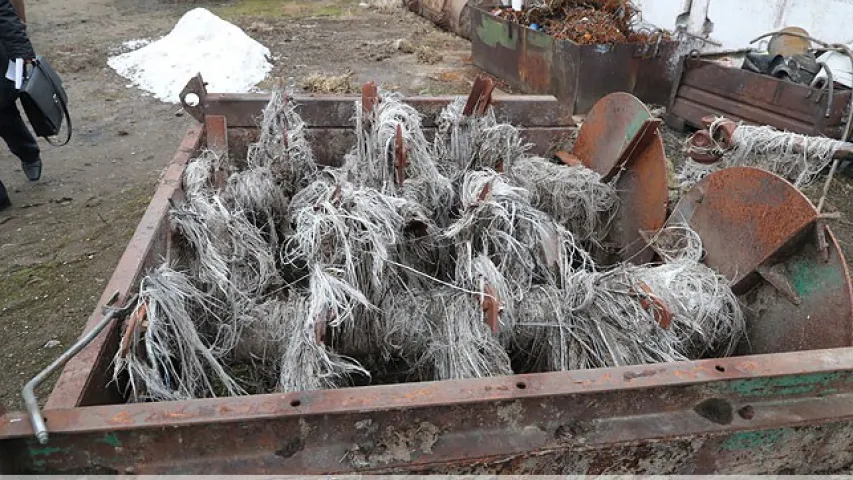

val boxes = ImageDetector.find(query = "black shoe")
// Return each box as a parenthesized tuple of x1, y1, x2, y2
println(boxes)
(22, 159, 42, 182)
(0, 196, 10, 212)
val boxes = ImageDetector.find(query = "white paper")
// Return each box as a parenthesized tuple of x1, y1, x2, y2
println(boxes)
(14, 58, 23, 90)
(5, 59, 25, 90)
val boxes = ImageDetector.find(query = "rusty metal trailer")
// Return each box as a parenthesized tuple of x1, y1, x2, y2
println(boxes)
(469, 4, 679, 115)
(2, 81, 853, 474)
(666, 56, 853, 138)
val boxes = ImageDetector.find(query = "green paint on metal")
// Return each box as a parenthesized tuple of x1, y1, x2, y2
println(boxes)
(721, 429, 788, 451)
(623, 112, 651, 147)
(527, 29, 552, 49)
(27, 444, 66, 470)
(476, 16, 516, 49)
(726, 372, 847, 398)
(28, 445, 65, 456)
(98, 433, 122, 448)
(789, 257, 844, 299)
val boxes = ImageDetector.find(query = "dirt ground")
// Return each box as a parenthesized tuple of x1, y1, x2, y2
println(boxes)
(2, 0, 853, 418)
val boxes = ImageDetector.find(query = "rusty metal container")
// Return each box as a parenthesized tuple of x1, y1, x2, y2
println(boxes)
(469, 4, 679, 115)
(406, 0, 475, 39)
(2, 82, 853, 475)
(666, 57, 853, 137)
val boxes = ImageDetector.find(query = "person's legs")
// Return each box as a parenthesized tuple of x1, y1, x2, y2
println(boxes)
(0, 100, 41, 181)
(0, 178, 10, 211)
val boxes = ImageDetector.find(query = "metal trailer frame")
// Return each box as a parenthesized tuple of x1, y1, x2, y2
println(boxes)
(665, 57, 853, 137)
(2, 84, 853, 474)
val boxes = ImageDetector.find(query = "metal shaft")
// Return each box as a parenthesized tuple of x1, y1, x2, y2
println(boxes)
(23, 292, 122, 445)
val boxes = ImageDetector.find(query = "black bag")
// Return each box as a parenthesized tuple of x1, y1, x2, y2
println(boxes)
(19, 56, 71, 146)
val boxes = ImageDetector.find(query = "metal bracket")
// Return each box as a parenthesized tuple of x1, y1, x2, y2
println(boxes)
(463, 76, 495, 117)
(180, 74, 209, 124)
(362, 81, 379, 115)
(23, 291, 139, 444)
(756, 264, 802, 306)
(394, 124, 407, 191)
(603, 118, 661, 182)
(204, 115, 229, 155)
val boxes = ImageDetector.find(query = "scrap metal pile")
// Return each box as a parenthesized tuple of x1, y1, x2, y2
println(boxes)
(112, 81, 746, 402)
(494, 0, 669, 45)
(743, 28, 853, 92)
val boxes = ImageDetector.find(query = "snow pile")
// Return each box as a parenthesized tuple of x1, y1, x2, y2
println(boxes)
(109, 8, 272, 103)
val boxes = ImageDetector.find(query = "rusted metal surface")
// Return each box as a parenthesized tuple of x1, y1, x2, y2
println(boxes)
(573, 92, 668, 264)
(470, 5, 678, 114)
(604, 118, 662, 182)
(555, 150, 582, 167)
(4, 89, 853, 474)
(463, 75, 495, 116)
(182, 94, 575, 130)
(226, 126, 573, 167)
(43, 127, 203, 411)
(670, 167, 819, 290)
(667, 58, 852, 138)
(362, 81, 378, 114)
(767, 27, 812, 58)
(743, 226, 853, 354)
(3, 350, 853, 473)
(204, 115, 228, 154)
(573, 94, 652, 171)
(670, 167, 853, 354)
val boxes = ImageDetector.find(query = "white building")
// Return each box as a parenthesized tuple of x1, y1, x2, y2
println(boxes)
(635, 0, 853, 51)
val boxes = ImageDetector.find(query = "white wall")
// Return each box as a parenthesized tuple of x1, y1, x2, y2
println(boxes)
(635, 0, 853, 51)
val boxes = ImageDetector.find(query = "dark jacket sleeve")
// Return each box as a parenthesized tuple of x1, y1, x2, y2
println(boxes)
(0, 0, 34, 59)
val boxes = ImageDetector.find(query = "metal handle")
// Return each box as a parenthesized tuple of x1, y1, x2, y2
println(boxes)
(22, 291, 130, 445)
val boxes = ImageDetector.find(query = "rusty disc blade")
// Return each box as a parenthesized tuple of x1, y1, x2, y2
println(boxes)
(669, 167, 853, 353)
(740, 226, 853, 354)
(574, 92, 653, 176)
(669, 167, 818, 289)
(574, 92, 668, 264)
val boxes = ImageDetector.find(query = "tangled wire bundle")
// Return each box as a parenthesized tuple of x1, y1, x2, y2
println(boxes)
(680, 119, 846, 190)
(514, 226, 745, 373)
(349, 92, 454, 224)
(114, 265, 244, 402)
(432, 97, 531, 177)
(446, 169, 595, 293)
(116, 87, 747, 403)
(510, 156, 619, 247)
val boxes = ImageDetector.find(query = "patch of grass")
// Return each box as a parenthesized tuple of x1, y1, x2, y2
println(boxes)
(214, 0, 351, 20)
(7, 261, 65, 288)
